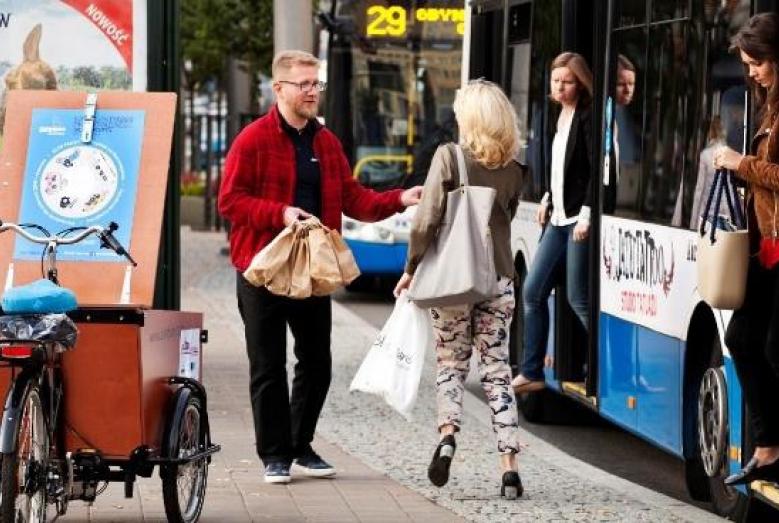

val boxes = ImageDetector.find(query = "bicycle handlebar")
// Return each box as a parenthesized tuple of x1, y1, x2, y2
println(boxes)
(0, 220, 137, 266)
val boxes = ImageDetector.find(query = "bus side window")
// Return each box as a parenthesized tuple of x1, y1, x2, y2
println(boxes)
(643, 22, 700, 226)
(678, 0, 750, 230)
(612, 16, 701, 227)
(611, 29, 645, 220)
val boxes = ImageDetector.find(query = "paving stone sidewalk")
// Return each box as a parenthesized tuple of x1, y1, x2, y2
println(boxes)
(62, 228, 724, 521)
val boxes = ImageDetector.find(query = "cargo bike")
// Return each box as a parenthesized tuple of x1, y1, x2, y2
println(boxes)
(0, 220, 220, 522)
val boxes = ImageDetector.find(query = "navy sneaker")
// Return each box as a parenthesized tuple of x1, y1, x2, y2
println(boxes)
(264, 461, 291, 484)
(293, 451, 336, 477)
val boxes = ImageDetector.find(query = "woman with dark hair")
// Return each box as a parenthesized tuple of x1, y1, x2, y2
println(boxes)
(512, 52, 594, 393)
(713, 12, 779, 485)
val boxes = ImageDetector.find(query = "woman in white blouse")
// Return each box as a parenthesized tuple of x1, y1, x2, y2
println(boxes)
(512, 52, 594, 393)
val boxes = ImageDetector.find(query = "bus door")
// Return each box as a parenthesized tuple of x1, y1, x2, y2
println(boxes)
(550, 0, 601, 398)
(498, 0, 602, 399)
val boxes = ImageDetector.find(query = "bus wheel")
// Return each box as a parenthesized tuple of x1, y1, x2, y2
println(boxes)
(696, 345, 747, 519)
(509, 268, 547, 423)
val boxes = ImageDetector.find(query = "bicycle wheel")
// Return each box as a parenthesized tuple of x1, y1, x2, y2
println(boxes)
(161, 394, 208, 523)
(0, 382, 49, 522)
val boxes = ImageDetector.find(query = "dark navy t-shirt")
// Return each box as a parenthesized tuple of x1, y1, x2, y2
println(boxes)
(280, 115, 321, 218)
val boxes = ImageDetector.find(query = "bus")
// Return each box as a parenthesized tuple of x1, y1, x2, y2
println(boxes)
(320, 0, 464, 278)
(465, 0, 779, 519)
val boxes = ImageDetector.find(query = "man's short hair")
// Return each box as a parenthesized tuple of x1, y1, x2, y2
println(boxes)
(272, 50, 319, 79)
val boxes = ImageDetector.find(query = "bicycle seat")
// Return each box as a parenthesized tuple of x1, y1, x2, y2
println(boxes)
(0, 313, 78, 348)
(1, 279, 77, 314)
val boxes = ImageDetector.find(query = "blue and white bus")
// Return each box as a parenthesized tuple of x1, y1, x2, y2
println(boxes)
(320, 0, 464, 278)
(465, 0, 779, 519)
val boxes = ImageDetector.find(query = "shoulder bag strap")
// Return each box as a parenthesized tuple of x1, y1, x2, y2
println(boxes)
(455, 144, 469, 187)
(722, 170, 746, 229)
(699, 168, 724, 238)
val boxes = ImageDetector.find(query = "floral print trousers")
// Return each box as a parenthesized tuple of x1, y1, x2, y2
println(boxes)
(430, 277, 520, 454)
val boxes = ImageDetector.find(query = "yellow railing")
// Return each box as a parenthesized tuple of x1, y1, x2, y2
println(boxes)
(352, 154, 414, 179)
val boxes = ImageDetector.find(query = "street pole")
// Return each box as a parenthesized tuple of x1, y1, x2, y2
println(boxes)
(273, 0, 313, 53)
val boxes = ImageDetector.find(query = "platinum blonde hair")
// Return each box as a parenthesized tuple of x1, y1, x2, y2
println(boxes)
(453, 79, 520, 169)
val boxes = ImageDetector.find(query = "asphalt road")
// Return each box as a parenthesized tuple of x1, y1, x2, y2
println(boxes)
(332, 283, 712, 514)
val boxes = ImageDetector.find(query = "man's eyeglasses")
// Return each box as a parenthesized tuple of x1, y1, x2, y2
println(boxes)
(277, 80, 327, 92)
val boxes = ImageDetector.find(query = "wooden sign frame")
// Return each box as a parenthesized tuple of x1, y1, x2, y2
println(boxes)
(0, 90, 177, 308)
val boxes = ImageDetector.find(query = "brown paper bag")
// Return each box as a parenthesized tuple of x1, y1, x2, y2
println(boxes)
(310, 227, 343, 296)
(327, 229, 360, 285)
(287, 230, 312, 298)
(243, 226, 295, 287)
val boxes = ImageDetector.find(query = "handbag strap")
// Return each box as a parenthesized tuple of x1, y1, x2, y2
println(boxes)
(722, 171, 746, 229)
(454, 144, 469, 187)
(699, 169, 721, 237)
(699, 168, 746, 242)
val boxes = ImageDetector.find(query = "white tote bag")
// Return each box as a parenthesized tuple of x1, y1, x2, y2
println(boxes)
(349, 293, 432, 420)
(407, 144, 498, 308)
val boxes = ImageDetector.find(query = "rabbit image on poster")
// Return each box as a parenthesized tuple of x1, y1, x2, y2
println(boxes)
(0, 24, 59, 134)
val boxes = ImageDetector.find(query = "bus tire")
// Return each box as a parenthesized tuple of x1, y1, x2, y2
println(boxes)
(509, 264, 549, 423)
(695, 338, 748, 520)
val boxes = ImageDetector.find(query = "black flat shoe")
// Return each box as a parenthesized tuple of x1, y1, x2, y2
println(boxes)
(500, 471, 523, 499)
(724, 457, 779, 486)
(428, 435, 456, 487)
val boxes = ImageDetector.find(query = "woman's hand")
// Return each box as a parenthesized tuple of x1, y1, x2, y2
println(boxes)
(713, 146, 744, 171)
(393, 272, 413, 298)
(573, 221, 589, 242)
(536, 203, 549, 225)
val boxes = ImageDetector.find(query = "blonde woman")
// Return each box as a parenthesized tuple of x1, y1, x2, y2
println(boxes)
(394, 79, 525, 498)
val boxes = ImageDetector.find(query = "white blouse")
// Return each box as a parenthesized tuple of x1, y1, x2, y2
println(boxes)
(550, 109, 577, 226)
(542, 108, 591, 227)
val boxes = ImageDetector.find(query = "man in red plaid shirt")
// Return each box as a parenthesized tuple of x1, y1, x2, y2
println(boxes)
(219, 50, 422, 484)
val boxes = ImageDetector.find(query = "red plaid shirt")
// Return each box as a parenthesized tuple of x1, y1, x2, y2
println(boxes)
(219, 105, 405, 272)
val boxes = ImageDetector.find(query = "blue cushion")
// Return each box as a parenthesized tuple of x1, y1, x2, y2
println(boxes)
(2, 279, 78, 314)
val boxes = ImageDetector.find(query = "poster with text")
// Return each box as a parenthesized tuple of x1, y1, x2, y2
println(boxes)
(0, 0, 148, 139)
(14, 107, 144, 261)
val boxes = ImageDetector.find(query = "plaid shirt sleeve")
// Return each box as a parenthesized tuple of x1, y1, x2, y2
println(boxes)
(335, 140, 405, 221)
(218, 129, 287, 232)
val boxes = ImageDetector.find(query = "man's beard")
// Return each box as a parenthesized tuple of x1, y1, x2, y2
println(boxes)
(295, 100, 319, 120)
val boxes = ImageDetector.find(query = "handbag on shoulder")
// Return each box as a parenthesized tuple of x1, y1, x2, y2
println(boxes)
(407, 145, 499, 308)
(696, 168, 749, 310)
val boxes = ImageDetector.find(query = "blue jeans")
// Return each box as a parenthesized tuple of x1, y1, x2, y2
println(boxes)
(520, 223, 589, 381)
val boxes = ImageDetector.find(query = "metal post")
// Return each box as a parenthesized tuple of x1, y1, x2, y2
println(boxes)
(274, 0, 313, 53)
(205, 114, 214, 229)
(147, 0, 180, 310)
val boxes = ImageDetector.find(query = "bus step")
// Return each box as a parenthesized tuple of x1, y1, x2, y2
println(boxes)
(561, 381, 597, 408)
(751, 480, 779, 509)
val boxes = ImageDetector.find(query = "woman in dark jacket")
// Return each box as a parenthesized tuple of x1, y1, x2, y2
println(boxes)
(713, 12, 779, 485)
(512, 52, 594, 393)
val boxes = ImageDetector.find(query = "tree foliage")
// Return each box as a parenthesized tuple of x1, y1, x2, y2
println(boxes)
(181, 0, 274, 94)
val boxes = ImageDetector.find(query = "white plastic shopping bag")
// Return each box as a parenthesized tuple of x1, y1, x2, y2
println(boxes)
(350, 292, 432, 420)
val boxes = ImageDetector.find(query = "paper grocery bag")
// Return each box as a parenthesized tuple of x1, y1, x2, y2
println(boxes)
(287, 231, 312, 299)
(243, 226, 295, 287)
(328, 229, 360, 285)
(310, 227, 343, 296)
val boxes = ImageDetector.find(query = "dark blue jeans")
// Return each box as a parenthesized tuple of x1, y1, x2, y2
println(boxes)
(520, 223, 589, 380)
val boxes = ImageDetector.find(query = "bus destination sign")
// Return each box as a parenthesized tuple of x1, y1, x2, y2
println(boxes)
(365, 4, 464, 39)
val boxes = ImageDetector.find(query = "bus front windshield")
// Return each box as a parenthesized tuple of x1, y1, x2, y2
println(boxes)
(324, 1, 464, 191)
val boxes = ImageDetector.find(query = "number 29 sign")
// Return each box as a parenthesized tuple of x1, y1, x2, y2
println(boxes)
(365, 4, 464, 38)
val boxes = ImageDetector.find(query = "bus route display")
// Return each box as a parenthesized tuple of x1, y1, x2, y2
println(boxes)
(364, 3, 464, 39)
